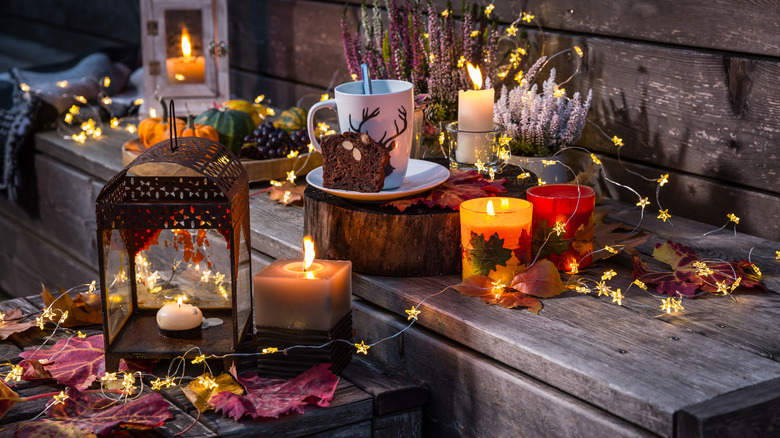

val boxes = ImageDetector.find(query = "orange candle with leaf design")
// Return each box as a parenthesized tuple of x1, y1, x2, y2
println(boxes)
(459, 197, 533, 284)
(526, 184, 595, 272)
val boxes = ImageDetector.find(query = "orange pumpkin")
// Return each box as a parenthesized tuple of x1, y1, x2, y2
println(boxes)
(180, 114, 219, 142)
(137, 98, 185, 148)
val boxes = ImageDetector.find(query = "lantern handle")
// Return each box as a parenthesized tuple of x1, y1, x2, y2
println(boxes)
(169, 99, 178, 152)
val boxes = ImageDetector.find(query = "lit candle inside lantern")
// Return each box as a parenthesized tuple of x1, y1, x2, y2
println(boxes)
(456, 63, 495, 164)
(156, 296, 203, 337)
(460, 197, 533, 283)
(165, 27, 205, 84)
(526, 184, 596, 271)
(253, 236, 352, 330)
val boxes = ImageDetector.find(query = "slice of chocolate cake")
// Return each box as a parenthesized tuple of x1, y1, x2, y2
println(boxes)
(321, 132, 390, 192)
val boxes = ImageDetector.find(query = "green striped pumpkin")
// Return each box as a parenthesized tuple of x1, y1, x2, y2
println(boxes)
(194, 107, 254, 153)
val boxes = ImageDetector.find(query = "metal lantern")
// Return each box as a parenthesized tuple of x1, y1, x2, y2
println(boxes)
(96, 136, 251, 371)
(140, 0, 230, 114)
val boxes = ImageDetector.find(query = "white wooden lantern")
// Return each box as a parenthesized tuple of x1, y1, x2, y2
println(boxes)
(140, 0, 230, 115)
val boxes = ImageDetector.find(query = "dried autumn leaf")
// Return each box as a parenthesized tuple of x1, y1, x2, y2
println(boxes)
(18, 334, 141, 390)
(212, 363, 338, 420)
(0, 378, 21, 420)
(41, 286, 102, 328)
(482, 293, 543, 314)
(182, 372, 244, 412)
(510, 260, 566, 298)
(19, 359, 52, 381)
(451, 275, 494, 297)
(15, 388, 171, 437)
(386, 169, 506, 211)
(633, 241, 765, 297)
(591, 222, 651, 261)
(467, 232, 514, 277)
(269, 182, 306, 206)
(0, 308, 37, 340)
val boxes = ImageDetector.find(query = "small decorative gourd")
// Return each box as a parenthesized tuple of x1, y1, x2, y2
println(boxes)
(194, 106, 254, 153)
(137, 98, 185, 148)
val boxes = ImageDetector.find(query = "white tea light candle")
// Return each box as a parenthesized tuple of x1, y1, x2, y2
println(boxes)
(157, 296, 203, 333)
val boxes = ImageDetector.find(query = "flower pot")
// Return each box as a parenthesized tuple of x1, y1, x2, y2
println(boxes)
(509, 155, 568, 184)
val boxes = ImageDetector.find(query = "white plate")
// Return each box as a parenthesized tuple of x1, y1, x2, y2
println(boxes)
(306, 159, 450, 202)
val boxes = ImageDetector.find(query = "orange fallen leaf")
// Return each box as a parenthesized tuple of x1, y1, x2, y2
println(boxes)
(0, 308, 37, 340)
(41, 286, 102, 328)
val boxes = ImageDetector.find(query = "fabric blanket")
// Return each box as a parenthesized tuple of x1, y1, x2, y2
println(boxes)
(0, 88, 39, 202)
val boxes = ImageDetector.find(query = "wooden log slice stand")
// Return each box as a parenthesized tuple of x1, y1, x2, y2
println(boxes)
(304, 160, 537, 276)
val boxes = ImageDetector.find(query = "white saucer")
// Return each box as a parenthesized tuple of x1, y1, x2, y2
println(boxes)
(306, 159, 449, 202)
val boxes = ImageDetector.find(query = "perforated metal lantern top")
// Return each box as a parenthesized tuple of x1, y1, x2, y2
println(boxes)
(96, 137, 248, 231)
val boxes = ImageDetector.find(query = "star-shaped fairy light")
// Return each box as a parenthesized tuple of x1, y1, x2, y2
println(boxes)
(262, 347, 279, 354)
(575, 285, 590, 294)
(52, 391, 69, 406)
(596, 282, 611, 297)
(553, 87, 566, 98)
(636, 197, 649, 209)
(191, 354, 207, 364)
(521, 11, 534, 22)
(611, 289, 624, 306)
(101, 372, 117, 383)
(658, 209, 671, 222)
(574, 46, 584, 57)
(506, 24, 518, 36)
(694, 261, 713, 276)
(5, 365, 22, 382)
(601, 269, 617, 281)
(36, 316, 45, 330)
(730, 276, 742, 292)
(604, 245, 619, 255)
(406, 306, 421, 321)
(355, 341, 370, 355)
(632, 279, 647, 290)
(151, 378, 166, 391)
(715, 281, 729, 294)
(0, 311, 4, 323)
(198, 375, 219, 390)
(77, 331, 86, 338)
(553, 221, 566, 236)
(286, 170, 297, 183)
(590, 153, 601, 165)
(657, 174, 669, 187)
(661, 297, 684, 314)
(484, 3, 494, 16)
(775, 251, 780, 261)
(612, 136, 624, 147)
(752, 265, 762, 278)
(122, 373, 136, 394)
(727, 213, 740, 224)
(568, 261, 579, 274)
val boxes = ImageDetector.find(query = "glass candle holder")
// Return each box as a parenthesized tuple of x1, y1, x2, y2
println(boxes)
(460, 197, 533, 284)
(526, 184, 596, 272)
(445, 122, 506, 175)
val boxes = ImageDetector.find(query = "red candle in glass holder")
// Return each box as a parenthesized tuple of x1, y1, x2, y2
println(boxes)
(526, 184, 596, 272)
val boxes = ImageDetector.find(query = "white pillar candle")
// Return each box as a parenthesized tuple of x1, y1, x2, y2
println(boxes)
(456, 64, 495, 164)
(156, 296, 203, 331)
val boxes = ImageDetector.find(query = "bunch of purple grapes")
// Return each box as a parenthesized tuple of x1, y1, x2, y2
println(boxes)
(239, 123, 309, 160)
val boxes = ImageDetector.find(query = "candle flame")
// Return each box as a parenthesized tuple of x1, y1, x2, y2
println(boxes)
(467, 63, 483, 90)
(181, 28, 192, 58)
(486, 200, 495, 216)
(303, 236, 315, 270)
(176, 296, 183, 307)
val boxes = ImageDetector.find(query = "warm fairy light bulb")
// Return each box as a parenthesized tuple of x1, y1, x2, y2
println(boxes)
(255, 94, 265, 103)
(102, 76, 111, 88)
(486, 200, 495, 216)
(181, 28, 192, 58)
(303, 236, 315, 270)
(57, 80, 68, 88)
(467, 63, 483, 90)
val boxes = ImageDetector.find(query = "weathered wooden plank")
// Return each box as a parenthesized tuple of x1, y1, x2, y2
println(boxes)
(373, 408, 424, 438)
(248, 193, 305, 260)
(306, 420, 373, 437)
(0, 382, 63, 425)
(568, 151, 780, 242)
(163, 380, 374, 437)
(340, 356, 428, 416)
(677, 377, 780, 438)
(35, 130, 131, 183)
(352, 300, 655, 437)
(0, 213, 98, 297)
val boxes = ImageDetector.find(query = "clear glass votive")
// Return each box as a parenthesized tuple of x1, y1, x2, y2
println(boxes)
(445, 122, 506, 174)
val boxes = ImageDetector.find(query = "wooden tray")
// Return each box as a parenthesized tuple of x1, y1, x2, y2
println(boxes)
(122, 138, 322, 180)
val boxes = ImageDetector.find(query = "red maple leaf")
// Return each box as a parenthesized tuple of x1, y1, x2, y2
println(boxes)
(632, 241, 765, 297)
(0, 308, 37, 340)
(18, 335, 142, 390)
(15, 388, 171, 437)
(386, 169, 506, 211)
(212, 363, 338, 420)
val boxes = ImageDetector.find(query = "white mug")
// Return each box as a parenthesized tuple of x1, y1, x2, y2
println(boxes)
(307, 80, 414, 190)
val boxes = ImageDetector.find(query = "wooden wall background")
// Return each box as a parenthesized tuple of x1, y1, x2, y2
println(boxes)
(0, 0, 778, 242)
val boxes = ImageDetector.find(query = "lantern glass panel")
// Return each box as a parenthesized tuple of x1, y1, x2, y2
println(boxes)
(235, 225, 251, 341)
(164, 9, 206, 84)
(102, 230, 132, 344)
(135, 228, 232, 309)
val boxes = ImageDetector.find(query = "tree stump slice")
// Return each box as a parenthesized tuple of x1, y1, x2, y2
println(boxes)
(304, 163, 536, 276)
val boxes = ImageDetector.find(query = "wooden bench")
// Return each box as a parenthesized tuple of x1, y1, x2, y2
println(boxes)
(0, 291, 428, 437)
